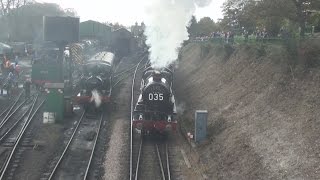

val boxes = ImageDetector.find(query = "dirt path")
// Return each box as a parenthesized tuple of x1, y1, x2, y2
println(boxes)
(102, 54, 141, 180)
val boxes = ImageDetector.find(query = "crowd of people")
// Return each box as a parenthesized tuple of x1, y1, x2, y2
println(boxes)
(214, 31, 235, 43)
(0, 54, 21, 96)
(254, 30, 269, 42)
(193, 31, 236, 44)
(192, 29, 271, 44)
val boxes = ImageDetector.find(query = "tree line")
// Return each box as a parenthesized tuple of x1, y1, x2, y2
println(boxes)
(188, 0, 320, 38)
(1, 0, 319, 42)
(0, 0, 76, 42)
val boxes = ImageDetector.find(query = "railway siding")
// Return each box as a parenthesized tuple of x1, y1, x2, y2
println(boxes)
(0, 95, 44, 180)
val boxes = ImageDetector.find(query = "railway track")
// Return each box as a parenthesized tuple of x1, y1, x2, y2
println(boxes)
(38, 52, 149, 180)
(0, 93, 38, 134)
(134, 138, 171, 180)
(0, 96, 34, 145)
(128, 53, 174, 180)
(0, 94, 44, 180)
(129, 53, 148, 180)
(0, 93, 25, 175)
(62, 53, 149, 180)
(112, 53, 149, 89)
(0, 92, 23, 124)
(158, 143, 171, 180)
(44, 112, 104, 180)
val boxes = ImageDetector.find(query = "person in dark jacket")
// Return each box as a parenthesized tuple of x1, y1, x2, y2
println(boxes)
(24, 79, 31, 99)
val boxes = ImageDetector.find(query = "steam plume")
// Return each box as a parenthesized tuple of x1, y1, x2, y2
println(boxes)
(176, 102, 186, 115)
(91, 90, 102, 108)
(143, 0, 212, 68)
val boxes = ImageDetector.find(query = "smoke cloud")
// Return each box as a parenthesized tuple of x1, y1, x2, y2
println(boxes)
(90, 90, 102, 108)
(194, 0, 212, 7)
(176, 102, 186, 115)
(143, 0, 212, 68)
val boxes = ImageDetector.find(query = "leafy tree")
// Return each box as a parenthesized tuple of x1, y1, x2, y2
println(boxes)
(187, 15, 198, 38)
(290, 0, 320, 37)
(197, 17, 218, 36)
(309, 12, 320, 31)
(64, 8, 77, 17)
(222, 0, 258, 33)
(0, 2, 75, 42)
(221, 0, 320, 37)
(255, 0, 295, 36)
(112, 22, 126, 30)
(187, 16, 219, 37)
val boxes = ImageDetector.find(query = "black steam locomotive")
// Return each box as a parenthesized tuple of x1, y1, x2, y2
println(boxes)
(133, 66, 177, 134)
(74, 51, 114, 111)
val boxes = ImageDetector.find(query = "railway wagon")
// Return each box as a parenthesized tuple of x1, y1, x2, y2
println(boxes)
(133, 66, 177, 134)
(74, 51, 114, 110)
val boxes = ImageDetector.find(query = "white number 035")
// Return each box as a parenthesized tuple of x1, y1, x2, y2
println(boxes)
(148, 93, 164, 101)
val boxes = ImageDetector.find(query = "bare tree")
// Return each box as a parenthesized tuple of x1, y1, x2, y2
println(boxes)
(0, 0, 29, 16)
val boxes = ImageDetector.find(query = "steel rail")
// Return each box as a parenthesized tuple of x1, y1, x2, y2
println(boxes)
(113, 64, 139, 78)
(113, 53, 149, 89)
(112, 65, 147, 89)
(0, 98, 28, 128)
(0, 99, 33, 143)
(0, 92, 36, 125)
(130, 54, 147, 180)
(156, 144, 166, 180)
(0, 152, 9, 176)
(134, 138, 143, 180)
(114, 50, 148, 78)
(0, 106, 10, 117)
(0, 92, 22, 125)
(166, 143, 171, 180)
(47, 111, 86, 180)
(0, 95, 43, 180)
(83, 113, 104, 180)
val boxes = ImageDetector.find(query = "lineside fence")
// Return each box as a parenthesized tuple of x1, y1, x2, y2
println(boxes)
(191, 34, 320, 45)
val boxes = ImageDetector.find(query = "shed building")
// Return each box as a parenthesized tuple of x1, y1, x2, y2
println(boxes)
(111, 27, 136, 56)
(80, 20, 112, 45)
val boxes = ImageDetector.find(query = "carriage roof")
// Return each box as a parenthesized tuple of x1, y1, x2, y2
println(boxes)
(87, 51, 114, 66)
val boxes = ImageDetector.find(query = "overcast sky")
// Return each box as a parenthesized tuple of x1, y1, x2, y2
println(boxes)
(36, 0, 224, 25)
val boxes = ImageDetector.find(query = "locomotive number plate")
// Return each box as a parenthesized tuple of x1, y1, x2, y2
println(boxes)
(148, 93, 163, 101)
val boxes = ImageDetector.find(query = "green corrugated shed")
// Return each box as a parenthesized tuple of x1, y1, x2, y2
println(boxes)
(80, 20, 111, 44)
(44, 83, 64, 123)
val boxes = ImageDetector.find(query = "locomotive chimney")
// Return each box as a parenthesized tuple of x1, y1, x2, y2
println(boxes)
(153, 70, 161, 82)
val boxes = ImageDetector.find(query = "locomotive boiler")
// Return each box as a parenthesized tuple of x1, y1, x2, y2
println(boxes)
(133, 66, 177, 134)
